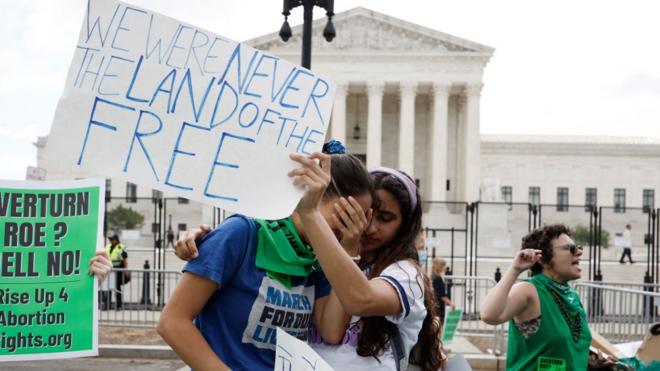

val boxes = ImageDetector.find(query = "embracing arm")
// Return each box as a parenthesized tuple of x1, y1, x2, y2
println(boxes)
(157, 273, 230, 371)
(301, 210, 401, 317)
(300, 206, 403, 316)
(291, 153, 402, 317)
(174, 225, 212, 261)
(313, 292, 352, 344)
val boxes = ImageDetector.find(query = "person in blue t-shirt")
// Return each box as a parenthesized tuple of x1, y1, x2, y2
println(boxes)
(176, 149, 445, 371)
(157, 148, 373, 371)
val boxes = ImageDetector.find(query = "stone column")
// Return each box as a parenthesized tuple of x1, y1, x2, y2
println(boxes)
(366, 81, 385, 168)
(464, 83, 483, 202)
(330, 82, 348, 143)
(398, 81, 417, 177)
(430, 82, 451, 201)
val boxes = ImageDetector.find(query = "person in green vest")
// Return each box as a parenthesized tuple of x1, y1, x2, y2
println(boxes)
(102, 234, 128, 310)
(481, 224, 591, 371)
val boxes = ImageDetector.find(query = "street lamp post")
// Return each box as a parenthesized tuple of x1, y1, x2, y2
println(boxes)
(279, 0, 336, 69)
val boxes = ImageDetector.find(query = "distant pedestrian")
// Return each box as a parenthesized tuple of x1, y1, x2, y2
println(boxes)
(431, 257, 455, 323)
(619, 224, 635, 264)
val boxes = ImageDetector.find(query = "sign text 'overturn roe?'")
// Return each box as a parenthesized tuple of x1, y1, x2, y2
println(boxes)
(0, 179, 103, 361)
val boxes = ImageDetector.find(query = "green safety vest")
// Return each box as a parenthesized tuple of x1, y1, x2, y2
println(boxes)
(104, 243, 126, 268)
(506, 274, 591, 371)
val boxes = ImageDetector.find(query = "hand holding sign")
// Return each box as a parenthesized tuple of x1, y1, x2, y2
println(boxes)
(289, 152, 331, 216)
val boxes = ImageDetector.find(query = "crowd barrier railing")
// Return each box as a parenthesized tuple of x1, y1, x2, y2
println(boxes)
(443, 275, 506, 354)
(96, 270, 655, 350)
(97, 268, 182, 327)
(573, 281, 660, 343)
(576, 279, 660, 291)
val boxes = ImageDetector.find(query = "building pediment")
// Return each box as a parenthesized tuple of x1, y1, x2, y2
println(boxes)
(247, 7, 494, 56)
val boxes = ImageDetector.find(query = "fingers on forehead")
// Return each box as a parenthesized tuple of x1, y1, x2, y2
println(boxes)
(348, 196, 362, 208)
(309, 152, 329, 161)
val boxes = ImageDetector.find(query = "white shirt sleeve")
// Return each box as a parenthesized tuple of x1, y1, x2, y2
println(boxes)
(374, 260, 426, 324)
(622, 229, 631, 246)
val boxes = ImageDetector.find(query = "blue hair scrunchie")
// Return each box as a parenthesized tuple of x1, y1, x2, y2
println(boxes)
(322, 139, 346, 154)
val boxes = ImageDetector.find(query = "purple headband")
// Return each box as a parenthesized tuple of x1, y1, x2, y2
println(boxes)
(369, 167, 418, 213)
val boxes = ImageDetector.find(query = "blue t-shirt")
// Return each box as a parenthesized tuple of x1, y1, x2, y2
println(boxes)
(183, 215, 331, 371)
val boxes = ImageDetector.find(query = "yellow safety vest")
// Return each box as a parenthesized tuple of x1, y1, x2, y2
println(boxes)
(104, 243, 126, 268)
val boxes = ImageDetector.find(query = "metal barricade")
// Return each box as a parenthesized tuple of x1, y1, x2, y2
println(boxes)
(444, 275, 505, 354)
(577, 280, 660, 291)
(573, 282, 660, 343)
(97, 268, 182, 327)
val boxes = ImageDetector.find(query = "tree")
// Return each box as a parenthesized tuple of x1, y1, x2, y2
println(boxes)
(106, 205, 145, 231)
(571, 224, 610, 249)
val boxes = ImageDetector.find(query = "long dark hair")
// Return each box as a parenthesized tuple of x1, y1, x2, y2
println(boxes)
(356, 172, 444, 371)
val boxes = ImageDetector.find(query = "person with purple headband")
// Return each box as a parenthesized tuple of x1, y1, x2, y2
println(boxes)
(304, 163, 443, 371)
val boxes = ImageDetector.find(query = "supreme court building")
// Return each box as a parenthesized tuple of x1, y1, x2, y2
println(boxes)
(248, 7, 494, 203)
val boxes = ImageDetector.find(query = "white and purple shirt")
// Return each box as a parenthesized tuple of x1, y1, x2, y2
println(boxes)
(308, 259, 427, 370)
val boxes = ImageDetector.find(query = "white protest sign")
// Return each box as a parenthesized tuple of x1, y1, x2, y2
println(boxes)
(46, 0, 336, 220)
(275, 328, 334, 371)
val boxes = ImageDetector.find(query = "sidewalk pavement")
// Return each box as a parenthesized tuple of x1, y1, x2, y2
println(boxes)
(0, 336, 502, 371)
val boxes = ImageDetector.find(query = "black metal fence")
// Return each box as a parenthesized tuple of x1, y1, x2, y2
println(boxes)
(100, 196, 660, 289)
(422, 201, 660, 288)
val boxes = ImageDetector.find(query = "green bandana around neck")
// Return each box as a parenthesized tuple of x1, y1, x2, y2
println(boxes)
(254, 217, 318, 289)
(534, 273, 585, 343)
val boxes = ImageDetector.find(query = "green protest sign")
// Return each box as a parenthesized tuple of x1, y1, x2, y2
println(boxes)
(441, 307, 463, 344)
(0, 179, 104, 361)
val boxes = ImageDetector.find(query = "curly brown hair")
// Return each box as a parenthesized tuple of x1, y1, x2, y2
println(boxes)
(522, 224, 571, 275)
(356, 172, 444, 371)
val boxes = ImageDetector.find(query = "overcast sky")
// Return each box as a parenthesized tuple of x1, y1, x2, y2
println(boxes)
(1, 0, 659, 180)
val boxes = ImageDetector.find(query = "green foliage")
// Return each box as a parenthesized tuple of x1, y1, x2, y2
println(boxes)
(106, 205, 144, 231)
(571, 224, 610, 248)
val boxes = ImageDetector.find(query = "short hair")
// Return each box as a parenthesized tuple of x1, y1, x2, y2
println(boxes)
(521, 224, 571, 275)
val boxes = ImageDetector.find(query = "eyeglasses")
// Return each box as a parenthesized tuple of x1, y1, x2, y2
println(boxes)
(554, 244, 583, 255)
